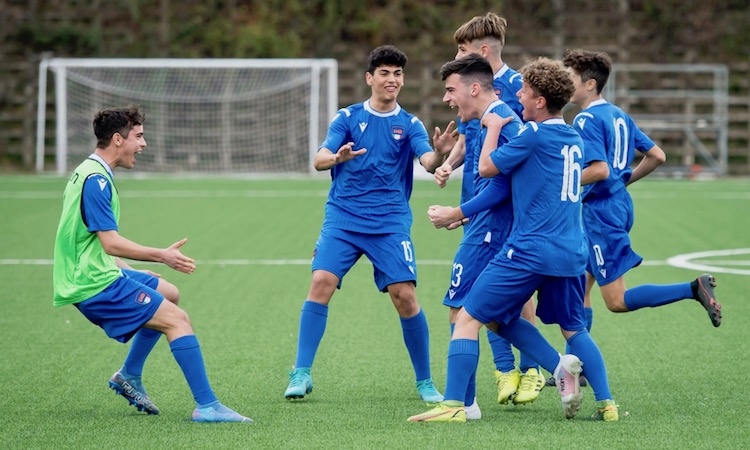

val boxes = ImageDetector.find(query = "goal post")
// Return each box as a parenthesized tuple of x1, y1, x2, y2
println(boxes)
(36, 57, 338, 176)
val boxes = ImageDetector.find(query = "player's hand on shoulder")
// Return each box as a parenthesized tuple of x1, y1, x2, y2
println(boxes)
(481, 113, 514, 129)
(163, 238, 196, 274)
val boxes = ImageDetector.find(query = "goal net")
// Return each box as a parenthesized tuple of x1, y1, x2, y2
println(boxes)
(36, 58, 338, 175)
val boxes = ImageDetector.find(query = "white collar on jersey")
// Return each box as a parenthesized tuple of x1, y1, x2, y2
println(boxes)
(587, 98, 608, 108)
(480, 99, 505, 122)
(541, 118, 567, 125)
(87, 153, 115, 179)
(363, 100, 402, 117)
(494, 63, 510, 79)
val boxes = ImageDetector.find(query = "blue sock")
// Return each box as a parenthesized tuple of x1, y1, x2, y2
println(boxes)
(444, 339, 479, 404)
(169, 335, 218, 407)
(566, 308, 594, 354)
(518, 350, 539, 373)
(624, 282, 693, 311)
(566, 330, 612, 401)
(122, 328, 162, 378)
(486, 329, 514, 372)
(401, 309, 431, 381)
(497, 318, 560, 374)
(294, 300, 328, 369)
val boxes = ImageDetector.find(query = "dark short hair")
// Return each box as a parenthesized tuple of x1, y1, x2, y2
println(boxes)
(93, 106, 145, 148)
(562, 49, 612, 94)
(367, 45, 408, 74)
(439, 54, 494, 92)
(520, 58, 574, 113)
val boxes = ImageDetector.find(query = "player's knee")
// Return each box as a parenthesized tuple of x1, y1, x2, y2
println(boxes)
(603, 296, 628, 312)
(158, 279, 180, 304)
(308, 270, 338, 299)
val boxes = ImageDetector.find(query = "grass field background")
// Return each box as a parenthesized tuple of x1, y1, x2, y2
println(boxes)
(1, 175, 748, 449)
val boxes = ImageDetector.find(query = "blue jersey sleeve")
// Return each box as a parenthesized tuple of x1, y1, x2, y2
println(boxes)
(634, 125, 655, 153)
(319, 109, 350, 152)
(490, 122, 538, 174)
(460, 174, 511, 217)
(408, 117, 433, 158)
(81, 174, 117, 232)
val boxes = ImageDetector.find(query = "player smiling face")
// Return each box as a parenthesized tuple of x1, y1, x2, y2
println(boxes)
(366, 65, 404, 111)
(442, 72, 477, 122)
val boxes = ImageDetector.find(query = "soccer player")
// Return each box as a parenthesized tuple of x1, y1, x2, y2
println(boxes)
(409, 56, 618, 423)
(563, 49, 722, 331)
(433, 12, 544, 410)
(53, 106, 251, 423)
(283, 45, 455, 403)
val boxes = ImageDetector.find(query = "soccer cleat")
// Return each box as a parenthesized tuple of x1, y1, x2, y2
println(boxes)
(464, 397, 482, 420)
(692, 274, 722, 327)
(109, 372, 160, 414)
(494, 369, 520, 404)
(553, 354, 583, 419)
(592, 399, 619, 422)
(407, 402, 466, 422)
(513, 367, 545, 405)
(284, 368, 313, 400)
(191, 403, 253, 423)
(545, 374, 588, 387)
(416, 378, 444, 404)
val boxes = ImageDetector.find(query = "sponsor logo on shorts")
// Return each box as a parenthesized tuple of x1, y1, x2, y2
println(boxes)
(135, 290, 151, 305)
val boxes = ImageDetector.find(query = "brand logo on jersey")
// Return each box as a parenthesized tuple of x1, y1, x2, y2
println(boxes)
(599, 268, 607, 278)
(135, 290, 151, 305)
(518, 125, 528, 135)
(98, 178, 108, 191)
(359, 122, 367, 132)
(448, 289, 456, 299)
(392, 127, 404, 140)
(408, 265, 414, 274)
(576, 118, 587, 129)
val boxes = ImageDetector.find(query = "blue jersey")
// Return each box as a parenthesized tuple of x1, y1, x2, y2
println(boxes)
(458, 69, 523, 204)
(493, 64, 524, 119)
(573, 99, 655, 201)
(319, 100, 433, 234)
(81, 154, 118, 233)
(490, 119, 587, 276)
(461, 100, 521, 248)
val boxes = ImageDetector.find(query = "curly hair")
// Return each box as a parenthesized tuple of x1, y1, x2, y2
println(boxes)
(562, 49, 612, 94)
(93, 105, 145, 148)
(520, 58, 574, 113)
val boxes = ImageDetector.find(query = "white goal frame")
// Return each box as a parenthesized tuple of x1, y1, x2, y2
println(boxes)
(36, 57, 338, 175)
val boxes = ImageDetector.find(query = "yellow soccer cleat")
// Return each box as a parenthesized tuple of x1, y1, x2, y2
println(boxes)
(494, 369, 520, 404)
(407, 402, 466, 423)
(593, 399, 619, 422)
(513, 367, 545, 405)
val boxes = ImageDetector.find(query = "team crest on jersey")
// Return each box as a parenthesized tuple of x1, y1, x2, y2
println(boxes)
(392, 127, 404, 140)
(135, 290, 151, 305)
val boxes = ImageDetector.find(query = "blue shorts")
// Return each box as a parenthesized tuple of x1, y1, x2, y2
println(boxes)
(442, 242, 497, 309)
(75, 270, 164, 343)
(312, 227, 417, 292)
(464, 259, 586, 331)
(583, 192, 643, 286)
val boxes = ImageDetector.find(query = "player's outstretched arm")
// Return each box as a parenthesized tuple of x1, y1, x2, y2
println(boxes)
(313, 142, 367, 171)
(97, 230, 196, 274)
(478, 114, 514, 177)
(421, 121, 458, 173)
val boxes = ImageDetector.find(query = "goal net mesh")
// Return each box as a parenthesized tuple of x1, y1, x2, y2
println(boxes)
(52, 60, 337, 174)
